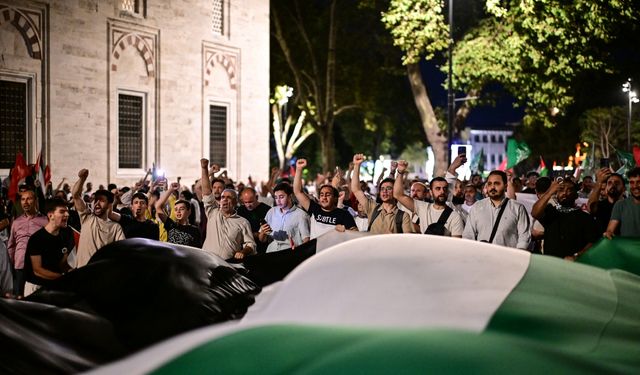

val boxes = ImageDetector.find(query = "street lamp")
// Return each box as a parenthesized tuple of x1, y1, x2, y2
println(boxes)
(622, 78, 639, 151)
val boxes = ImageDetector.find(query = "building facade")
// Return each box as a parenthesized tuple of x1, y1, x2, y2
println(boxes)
(0, 0, 269, 186)
(468, 127, 514, 172)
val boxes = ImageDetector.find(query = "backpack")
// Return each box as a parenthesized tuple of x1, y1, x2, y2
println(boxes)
(424, 206, 453, 236)
(368, 204, 404, 233)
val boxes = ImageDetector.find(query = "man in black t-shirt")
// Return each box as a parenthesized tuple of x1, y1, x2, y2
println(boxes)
(155, 183, 201, 247)
(293, 159, 357, 239)
(24, 198, 74, 289)
(532, 179, 598, 260)
(587, 169, 625, 234)
(237, 187, 271, 254)
(110, 192, 159, 240)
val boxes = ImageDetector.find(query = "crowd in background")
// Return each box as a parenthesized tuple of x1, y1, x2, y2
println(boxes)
(1, 153, 639, 299)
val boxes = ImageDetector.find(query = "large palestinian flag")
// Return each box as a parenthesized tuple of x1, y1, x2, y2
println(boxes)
(92, 235, 640, 374)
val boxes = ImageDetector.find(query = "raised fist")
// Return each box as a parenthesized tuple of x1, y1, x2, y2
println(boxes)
(296, 159, 307, 169)
(353, 154, 365, 165)
(397, 160, 409, 173)
(200, 159, 209, 169)
(78, 169, 89, 179)
(170, 182, 180, 191)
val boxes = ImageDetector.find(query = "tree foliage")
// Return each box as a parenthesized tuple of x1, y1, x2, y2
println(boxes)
(383, 0, 639, 126)
(580, 106, 640, 158)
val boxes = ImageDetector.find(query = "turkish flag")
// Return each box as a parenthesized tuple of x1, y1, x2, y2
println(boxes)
(8, 152, 32, 201)
(633, 145, 640, 167)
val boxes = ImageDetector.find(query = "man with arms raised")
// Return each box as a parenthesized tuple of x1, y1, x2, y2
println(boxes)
(351, 154, 413, 234)
(200, 159, 256, 260)
(588, 168, 626, 234)
(258, 182, 310, 252)
(155, 182, 202, 247)
(463, 170, 531, 249)
(73, 169, 125, 268)
(24, 198, 74, 294)
(293, 159, 357, 238)
(532, 179, 598, 260)
(604, 167, 640, 238)
(393, 160, 464, 237)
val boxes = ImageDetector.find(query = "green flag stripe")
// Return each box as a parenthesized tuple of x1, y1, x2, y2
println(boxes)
(151, 255, 640, 374)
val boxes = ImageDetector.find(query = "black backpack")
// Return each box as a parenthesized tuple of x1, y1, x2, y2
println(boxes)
(424, 206, 453, 236)
(368, 204, 405, 233)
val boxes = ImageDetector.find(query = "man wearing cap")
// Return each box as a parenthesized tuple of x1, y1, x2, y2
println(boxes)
(72, 169, 125, 268)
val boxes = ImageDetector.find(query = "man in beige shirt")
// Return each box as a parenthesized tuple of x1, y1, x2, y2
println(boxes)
(199, 159, 256, 260)
(72, 169, 125, 268)
(351, 154, 413, 233)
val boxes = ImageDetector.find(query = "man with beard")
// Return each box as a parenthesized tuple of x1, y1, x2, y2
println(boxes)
(351, 154, 413, 234)
(520, 171, 539, 194)
(258, 182, 310, 252)
(605, 167, 640, 238)
(293, 159, 357, 238)
(109, 192, 159, 240)
(410, 181, 431, 202)
(394, 160, 464, 237)
(531, 179, 598, 260)
(237, 187, 271, 254)
(72, 169, 125, 268)
(155, 182, 201, 247)
(588, 168, 626, 234)
(578, 175, 594, 199)
(463, 171, 530, 249)
(200, 159, 255, 260)
(461, 184, 477, 214)
(24, 198, 74, 295)
(7, 189, 48, 297)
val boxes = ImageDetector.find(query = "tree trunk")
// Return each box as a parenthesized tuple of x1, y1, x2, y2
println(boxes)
(318, 126, 336, 172)
(406, 63, 448, 177)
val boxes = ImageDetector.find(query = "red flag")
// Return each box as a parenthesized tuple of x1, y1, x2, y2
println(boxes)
(8, 152, 31, 201)
(44, 165, 51, 185)
(497, 158, 507, 171)
(633, 145, 640, 167)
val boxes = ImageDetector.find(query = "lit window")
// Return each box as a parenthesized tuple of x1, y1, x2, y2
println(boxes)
(118, 94, 144, 169)
(0, 80, 27, 169)
(210, 105, 227, 167)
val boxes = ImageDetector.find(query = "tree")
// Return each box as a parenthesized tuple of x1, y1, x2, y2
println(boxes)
(272, 0, 357, 171)
(270, 85, 315, 170)
(580, 106, 640, 159)
(383, 0, 638, 173)
(271, 0, 423, 171)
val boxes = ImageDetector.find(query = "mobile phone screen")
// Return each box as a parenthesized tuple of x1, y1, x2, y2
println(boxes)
(458, 146, 466, 156)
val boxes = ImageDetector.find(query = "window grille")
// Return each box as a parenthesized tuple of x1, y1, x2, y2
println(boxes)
(0, 80, 27, 169)
(121, 0, 145, 17)
(212, 0, 224, 35)
(118, 94, 143, 169)
(209, 105, 227, 166)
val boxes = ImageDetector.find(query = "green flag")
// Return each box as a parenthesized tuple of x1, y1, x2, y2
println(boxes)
(615, 149, 635, 176)
(506, 138, 531, 169)
(469, 148, 485, 173)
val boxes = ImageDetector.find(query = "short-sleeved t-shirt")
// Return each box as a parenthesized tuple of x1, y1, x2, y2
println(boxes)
(164, 217, 202, 247)
(306, 200, 357, 239)
(611, 197, 640, 237)
(539, 205, 598, 258)
(363, 198, 413, 234)
(414, 201, 465, 236)
(24, 227, 74, 286)
(119, 214, 160, 240)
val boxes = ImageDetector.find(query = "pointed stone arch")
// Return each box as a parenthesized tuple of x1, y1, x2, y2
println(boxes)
(204, 52, 237, 89)
(111, 33, 155, 78)
(0, 5, 42, 59)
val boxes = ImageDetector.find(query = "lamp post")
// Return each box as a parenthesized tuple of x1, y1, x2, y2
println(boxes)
(447, 0, 454, 163)
(622, 78, 639, 151)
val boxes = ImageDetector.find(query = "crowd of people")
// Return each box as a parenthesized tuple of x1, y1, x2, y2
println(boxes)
(1, 153, 639, 299)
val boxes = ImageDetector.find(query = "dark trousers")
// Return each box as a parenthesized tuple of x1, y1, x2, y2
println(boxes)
(12, 268, 25, 297)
